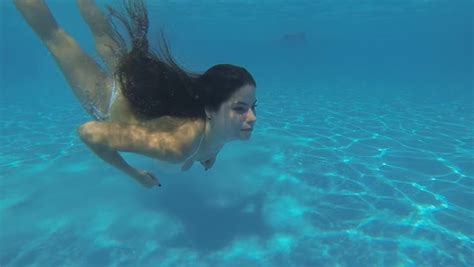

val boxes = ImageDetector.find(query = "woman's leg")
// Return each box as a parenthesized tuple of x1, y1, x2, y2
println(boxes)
(14, 0, 112, 119)
(76, 0, 121, 72)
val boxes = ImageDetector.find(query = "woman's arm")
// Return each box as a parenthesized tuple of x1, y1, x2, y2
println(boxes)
(78, 121, 190, 187)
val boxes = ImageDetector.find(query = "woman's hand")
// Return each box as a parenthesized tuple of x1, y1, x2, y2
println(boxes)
(135, 170, 161, 188)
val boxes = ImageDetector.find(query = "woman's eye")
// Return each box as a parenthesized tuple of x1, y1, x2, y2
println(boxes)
(234, 107, 247, 113)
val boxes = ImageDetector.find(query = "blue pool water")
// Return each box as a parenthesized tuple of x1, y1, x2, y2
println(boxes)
(1, 0, 473, 266)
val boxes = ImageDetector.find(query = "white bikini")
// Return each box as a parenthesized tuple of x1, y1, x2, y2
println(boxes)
(90, 79, 119, 121)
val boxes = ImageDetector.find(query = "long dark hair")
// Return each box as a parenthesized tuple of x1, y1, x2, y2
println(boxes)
(107, 0, 256, 120)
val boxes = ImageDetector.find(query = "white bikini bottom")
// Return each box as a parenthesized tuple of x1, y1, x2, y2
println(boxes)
(90, 79, 118, 121)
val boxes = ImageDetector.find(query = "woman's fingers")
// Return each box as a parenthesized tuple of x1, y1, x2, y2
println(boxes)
(140, 171, 161, 188)
(147, 172, 161, 187)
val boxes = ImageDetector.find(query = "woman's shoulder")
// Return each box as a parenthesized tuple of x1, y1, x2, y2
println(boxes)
(143, 116, 206, 161)
(143, 116, 204, 132)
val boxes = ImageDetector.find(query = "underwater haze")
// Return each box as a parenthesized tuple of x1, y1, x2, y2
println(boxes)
(1, 0, 473, 266)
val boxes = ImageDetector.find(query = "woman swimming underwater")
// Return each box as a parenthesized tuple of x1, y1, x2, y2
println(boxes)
(14, 0, 257, 188)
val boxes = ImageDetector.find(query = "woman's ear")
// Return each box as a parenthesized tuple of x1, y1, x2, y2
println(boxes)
(205, 108, 212, 120)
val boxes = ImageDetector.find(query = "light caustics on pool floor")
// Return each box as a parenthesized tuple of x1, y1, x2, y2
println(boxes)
(0, 88, 473, 266)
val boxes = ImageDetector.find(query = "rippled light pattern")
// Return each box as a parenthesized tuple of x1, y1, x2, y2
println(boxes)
(1, 87, 472, 266)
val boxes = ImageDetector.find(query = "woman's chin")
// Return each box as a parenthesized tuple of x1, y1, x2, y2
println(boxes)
(239, 130, 253, 140)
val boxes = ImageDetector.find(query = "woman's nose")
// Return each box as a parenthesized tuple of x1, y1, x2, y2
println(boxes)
(247, 109, 256, 124)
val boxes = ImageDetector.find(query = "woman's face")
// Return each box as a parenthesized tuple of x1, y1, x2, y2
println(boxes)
(210, 84, 257, 141)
